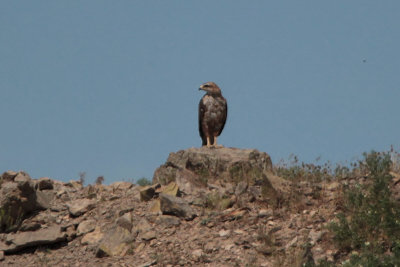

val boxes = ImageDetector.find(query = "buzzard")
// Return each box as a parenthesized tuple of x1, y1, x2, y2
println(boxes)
(198, 82, 228, 148)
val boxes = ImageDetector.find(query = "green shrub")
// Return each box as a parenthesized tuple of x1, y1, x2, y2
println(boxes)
(328, 151, 400, 264)
(136, 177, 152, 186)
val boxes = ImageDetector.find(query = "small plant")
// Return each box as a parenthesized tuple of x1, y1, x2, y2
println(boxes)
(204, 192, 232, 210)
(245, 256, 258, 267)
(229, 164, 246, 184)
(200, 211, 217, 226)
(197, 167, 210, 186)
(329, 151, 400, 264)
(36, 254, 50, 265)
(315, 259, 336, 267)
(255, 224, 279, 257)
(136, 177, 152, 186)
(78, 171, 86, 185)
(334, 165, 351, 179)
(200, 217, 211, 226)
(229, 163, 262, 185)
(0, 206, 23, 233)
(275, 155, 334, 183)
(390, 145, 400, 173)
(95, 175, 104, 185)
(256, 224, 275, 247)
(86, 185, 97, 199)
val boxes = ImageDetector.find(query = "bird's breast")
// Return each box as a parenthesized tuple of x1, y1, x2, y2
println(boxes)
(201, 96, 225, 120)
(202, 95, 224, 109)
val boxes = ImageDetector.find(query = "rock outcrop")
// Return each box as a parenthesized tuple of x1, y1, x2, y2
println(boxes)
(0, 171, 48, 233)
(153, 147, 290, 206)
(0, 226, 66, 253)
(153, 147, 273, 186)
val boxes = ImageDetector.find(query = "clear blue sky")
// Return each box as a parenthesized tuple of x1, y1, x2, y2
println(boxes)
(1, 1, 399, 184)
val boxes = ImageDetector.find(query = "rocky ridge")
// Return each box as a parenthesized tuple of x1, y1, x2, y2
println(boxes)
(0, 147, 346, 266)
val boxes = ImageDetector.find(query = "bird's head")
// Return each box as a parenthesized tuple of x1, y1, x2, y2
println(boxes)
(199, 82, 221, 95)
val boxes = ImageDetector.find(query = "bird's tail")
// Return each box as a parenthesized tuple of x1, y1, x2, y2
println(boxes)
(202, 136, 207, 146)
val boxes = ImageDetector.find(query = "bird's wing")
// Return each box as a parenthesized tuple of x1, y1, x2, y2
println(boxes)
(198, 97, 207, 145)
(218, 97, 228, 136)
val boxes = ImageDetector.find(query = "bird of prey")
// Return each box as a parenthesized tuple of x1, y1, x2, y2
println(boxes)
(198, 82, 228, 148)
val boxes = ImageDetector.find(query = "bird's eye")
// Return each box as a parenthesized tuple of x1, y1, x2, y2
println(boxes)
(203, 84, 210, 87)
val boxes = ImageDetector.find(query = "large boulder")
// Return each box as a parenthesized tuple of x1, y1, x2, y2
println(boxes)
(0, 171, 46, 232)
(152, 148, 289, 206)
(66, 199, 96, 217)
(0, 226, 66, 253)
(96, 226, 134, 257)
(159, 193, 197, 221)
(153, 147, 273, 186)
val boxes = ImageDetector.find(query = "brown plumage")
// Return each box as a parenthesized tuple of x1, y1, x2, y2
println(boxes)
(198, 82, 228, 148)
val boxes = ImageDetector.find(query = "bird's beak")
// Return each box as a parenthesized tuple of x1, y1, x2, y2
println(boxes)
(199, 85, 203, 91)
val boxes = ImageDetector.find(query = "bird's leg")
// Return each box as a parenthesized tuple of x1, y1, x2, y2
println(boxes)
(206, 137, 213, 148)
(213, 136, 223, 148)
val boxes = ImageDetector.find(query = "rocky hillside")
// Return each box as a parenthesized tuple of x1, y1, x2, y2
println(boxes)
(0, 147, 398, 266)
